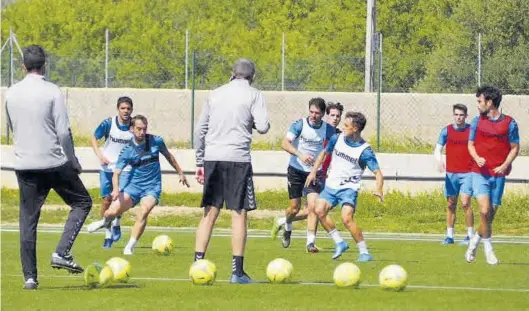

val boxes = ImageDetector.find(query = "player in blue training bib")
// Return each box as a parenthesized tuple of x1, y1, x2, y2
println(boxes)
(86, 115, 190, 255)
(91, 96, 134, 248)
(305, 111, 384, 262)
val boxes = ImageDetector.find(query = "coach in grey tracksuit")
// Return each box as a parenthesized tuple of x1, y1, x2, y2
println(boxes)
(194, 58, 270, 283)
(5, 45, 92, 290)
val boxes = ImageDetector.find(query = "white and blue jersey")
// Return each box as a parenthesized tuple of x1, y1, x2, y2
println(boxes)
(94, 116, 133, 197)
(286, 118, 335, 172)
(320, 133, 380, 209)
(115, 134, 167, 205)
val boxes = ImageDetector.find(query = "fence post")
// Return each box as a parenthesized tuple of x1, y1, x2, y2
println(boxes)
(190, 51, 196, 148)
(105, 28, 109, 88)
(7, 29, 14, 144)
(185, 29, 189, 89)
(477, 32, 482, 87)
(281, 32, 285, 91)
(376, 32, 383, 152)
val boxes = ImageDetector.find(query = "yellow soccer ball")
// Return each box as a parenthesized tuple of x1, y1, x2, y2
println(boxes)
(379, 264, 408, 291)
(152, 235, 175, 255)
(99, 264, 114, 288)
(189, 259, 217, 285)
(106, 257, 132, 283)
(266, 258, 293, 283)
(84, 263, 103, 288)
(333, 262, 361, 288)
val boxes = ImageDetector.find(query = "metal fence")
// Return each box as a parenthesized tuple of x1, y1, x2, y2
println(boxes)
(2, 30, 528, 154)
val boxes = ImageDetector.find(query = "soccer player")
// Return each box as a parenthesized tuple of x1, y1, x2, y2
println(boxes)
(305, 111, 384, 261)
(271, 101, 343, 252)
(194, 59, 270, 284)
(5, 45, 92, 289)
(271, 98, 336, 251)
(434, 104, 475, 245)
(90, 96, 134, 248)
(87, 115, 189, 255)
(465, 86, 520, 265)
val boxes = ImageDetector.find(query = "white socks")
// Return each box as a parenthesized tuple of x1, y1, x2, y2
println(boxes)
(125, 238, 137, 251)
(285, 222, 293, 232)
(471, 233, 482, 246)
(447, 228, 454, 238)
(356, 240, 368, 254)
(482, 238, 493, 253)
(277, 217, 286, 227)
(105, 228, 112, 239)
(329, 229, 343, 244)
(467, 227, 475, 237)
(112, 217, 120, 227)
(306, 231, 316, 246)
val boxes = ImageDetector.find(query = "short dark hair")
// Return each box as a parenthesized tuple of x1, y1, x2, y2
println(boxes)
(308, 97, 326, 114)
(345, 111, 367, 132)
(131, 115, 148, 127)
(326, 102, 344, 115)
(476, 86, 502, 108)
(23, 45, 46, 72)
(452, 103, 467, 115)
(117, 96, 133, 109)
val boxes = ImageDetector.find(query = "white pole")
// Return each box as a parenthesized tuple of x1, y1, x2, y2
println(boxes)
(478, 32, 482, 87)
(185, 29, 189, 89)
(281, 32, 285, 91)
(105, 28, 109, 88)
(365, 0, 376, 92)
(10, 28, 14, 86)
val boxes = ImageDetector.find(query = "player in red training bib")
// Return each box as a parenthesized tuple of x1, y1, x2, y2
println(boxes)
(434, 104, 475, 246)
(465, 86, 520, 265)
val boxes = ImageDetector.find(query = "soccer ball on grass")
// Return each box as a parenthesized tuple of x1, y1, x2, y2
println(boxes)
(379, 264, 408, 291)
(189, 259, 217, 285)
(106, 257, 132, 283)
(333, 262, 361, 288)
(266, 258, 293, 283)
(152, 234, 175, 255)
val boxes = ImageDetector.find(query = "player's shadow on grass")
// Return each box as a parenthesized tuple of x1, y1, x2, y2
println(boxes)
(43, 284, 140, 291)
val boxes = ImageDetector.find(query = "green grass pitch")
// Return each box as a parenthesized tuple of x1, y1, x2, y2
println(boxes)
(1, 228, 528, 311)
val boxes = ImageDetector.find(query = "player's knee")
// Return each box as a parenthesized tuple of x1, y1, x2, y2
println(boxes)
(341, 211, 354, 226)
(314, 205, 327, 218)
(102, 196, 112, 205)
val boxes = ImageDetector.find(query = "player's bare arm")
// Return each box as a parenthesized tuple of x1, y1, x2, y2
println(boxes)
(304, 151, 328, 188)
(468, 141, 485, 167)
(372, 169, 384, 203)
(161, 149, 190, 188)
(111, 168, 122, 201)
(90, 135, 109, 165)
(281, 137, 314, 166)
(493, 143, 519, 175)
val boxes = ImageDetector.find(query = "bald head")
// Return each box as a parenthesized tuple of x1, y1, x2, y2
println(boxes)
(232, 59, 256, 83)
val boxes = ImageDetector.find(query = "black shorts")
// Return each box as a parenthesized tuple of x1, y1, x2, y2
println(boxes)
(287, 166, 324, 200)
(201, 161, 257, 211)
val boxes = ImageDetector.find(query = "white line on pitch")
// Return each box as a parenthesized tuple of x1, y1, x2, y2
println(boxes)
(3, 274, 529, 293)
(2, 228, 529, 244)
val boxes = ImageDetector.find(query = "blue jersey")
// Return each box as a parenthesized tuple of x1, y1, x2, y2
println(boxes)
(94, 117, 130, 140)
(325, 134, 380, 172)
(286, 118, 336, 141)
(116, 134, 168, 189)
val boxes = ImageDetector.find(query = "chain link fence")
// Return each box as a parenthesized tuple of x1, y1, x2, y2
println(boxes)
(1, 31, 527, 154)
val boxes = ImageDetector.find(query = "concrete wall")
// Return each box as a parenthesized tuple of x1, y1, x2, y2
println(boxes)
(2, 146, 527, 195)
(2, 87, 528, 148)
